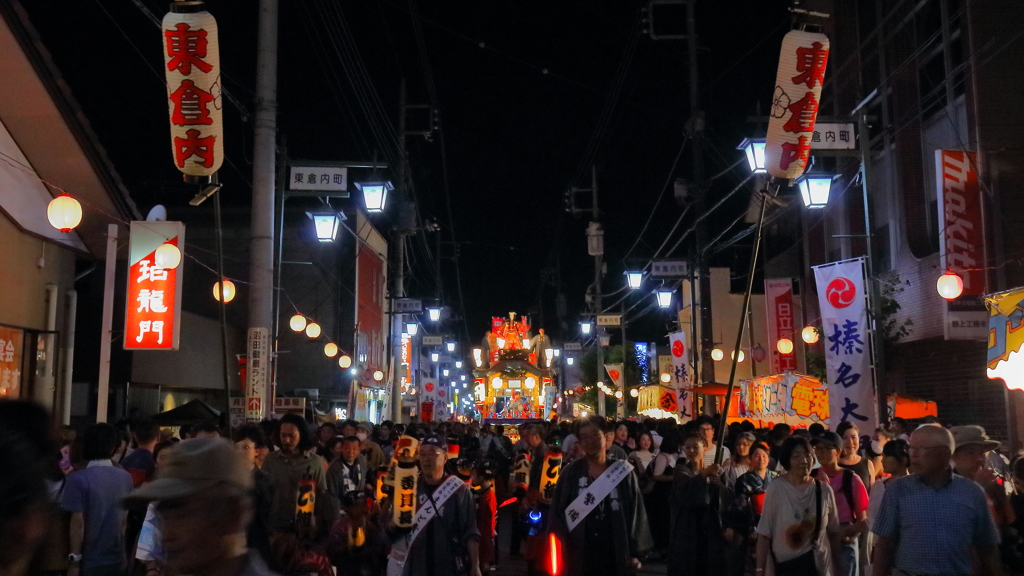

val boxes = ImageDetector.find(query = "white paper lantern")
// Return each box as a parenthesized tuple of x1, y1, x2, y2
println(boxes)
(212, 279, 235, 302)
(289, 314, 307, 332)
(162, 5, 223, 177)
(777, 338, 794, 355)
(764, 30, 830, 180)
(47, 193, 82, 232)
(324, 342, 338, 357)
(305, 322, 321, 338)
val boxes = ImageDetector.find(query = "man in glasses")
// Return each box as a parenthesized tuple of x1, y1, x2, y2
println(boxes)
(871, 424, 1003, 576)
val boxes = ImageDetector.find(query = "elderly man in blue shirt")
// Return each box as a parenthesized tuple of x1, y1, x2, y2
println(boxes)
(871, 424, 1003, 576)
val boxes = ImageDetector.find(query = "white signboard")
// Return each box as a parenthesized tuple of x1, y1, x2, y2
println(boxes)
(651, 260, 689, 277)
(597, 314, 622, 326)
(246, 327, 269, 420)
(288, 166, 348, 191)
(563, 342, 582, 351)
(813, 258, 877, 431)
(395, 299, 422, 313)
(809, 123, 855, 150)
(422, 336, 444, 346)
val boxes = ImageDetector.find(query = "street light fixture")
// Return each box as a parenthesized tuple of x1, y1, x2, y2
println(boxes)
(796, 173, 837, 209)
(354, 180, 393, 213)
(580, 321, 592, 335)
(599, 333, 611, 346)
(306, 207, 347, 242)
(625, 271, 643, 289)
(656, 289, 673, 308)
(566, 357, 575, 366)
(427, 307, 442, 322)
(737, 138, 767, 173)
(446, 341, 456, 353)
(431, 352, 440, 362)
(455, 360, 463, 369)
(443, 368, 450, 377)
(405, 322, 418, 335)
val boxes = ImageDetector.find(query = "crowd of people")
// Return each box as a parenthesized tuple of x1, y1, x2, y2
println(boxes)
(3, 399, 1024, 576)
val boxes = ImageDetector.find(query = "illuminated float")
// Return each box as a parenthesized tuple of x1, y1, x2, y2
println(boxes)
(472, 313, 556, 422)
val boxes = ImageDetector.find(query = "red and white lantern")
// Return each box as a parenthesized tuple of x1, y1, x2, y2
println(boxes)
(162, 3, 223, 177)
(764, 30, 830, 181)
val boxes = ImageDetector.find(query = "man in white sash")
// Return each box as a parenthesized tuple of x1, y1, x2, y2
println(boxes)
(551, 418, 652, 576)
(387, 433, 481, 576)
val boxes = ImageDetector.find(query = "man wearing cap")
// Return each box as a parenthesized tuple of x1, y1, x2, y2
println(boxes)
(951, 426, 1016, 537)
(387, 433, 481, 576)
(812, 431, 868, 576)
(871, 424, 1003, 576)
(123, 438, 279, 576)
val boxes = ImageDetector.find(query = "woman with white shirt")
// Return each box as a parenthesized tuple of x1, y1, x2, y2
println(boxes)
(629, 430, 657, 471)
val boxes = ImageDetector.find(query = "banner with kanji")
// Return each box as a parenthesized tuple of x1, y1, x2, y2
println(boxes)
(765, 278, 797, 373)
(765, 30, 830, 180)
(162, 6, 223, 176)
(668, 331, 693, 421)
(813, 258, 877, 431)
(420, 380, 439, 422)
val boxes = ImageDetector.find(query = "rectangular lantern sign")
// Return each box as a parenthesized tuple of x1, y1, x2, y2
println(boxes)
(124, 221, 184, 350)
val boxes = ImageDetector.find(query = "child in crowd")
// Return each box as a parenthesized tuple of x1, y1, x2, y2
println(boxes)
(472, 461, 498, 573)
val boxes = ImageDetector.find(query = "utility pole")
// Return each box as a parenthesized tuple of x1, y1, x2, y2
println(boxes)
(687, 1, 716, 412)
(619, 302, 627, 418)
(246, 0, 277, 420)
(591, 167, 605, 417)
(390, 78, 410, 424)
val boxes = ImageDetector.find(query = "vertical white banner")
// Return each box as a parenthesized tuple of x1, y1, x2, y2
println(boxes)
(604, 364, 625, 388)
(420, 380, 438, 422)
(246, 327, 269, 421)
(668, 331, 693, 421)
(813, 258, 877, 431)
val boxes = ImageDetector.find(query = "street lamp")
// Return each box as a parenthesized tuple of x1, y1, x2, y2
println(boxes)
(566, 357, 575, 366)
(455, 361, 463, 369)
(625, 271, 643, 289)
(580, 321, 593, 335)
(443, 368, 450, 377)
(796, 173, 838, 209)
(306, 207, 347, 242)
(737, 138, 767, 174)
(599, 333, 611, 346)
(427, 307, 442, 322)
(405, 322, 418, 335)
(354, 180, 393, 213)
(446, 341, 456, 353)
(656, 289, 673, 308)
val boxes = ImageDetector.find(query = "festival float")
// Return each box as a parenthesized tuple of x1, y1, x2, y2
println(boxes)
(472, 313, 557, 423)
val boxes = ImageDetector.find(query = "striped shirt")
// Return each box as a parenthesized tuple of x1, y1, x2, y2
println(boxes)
(871, 470, 999, 576)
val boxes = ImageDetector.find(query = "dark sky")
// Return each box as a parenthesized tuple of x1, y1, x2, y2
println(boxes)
(21, 0, 790, 345)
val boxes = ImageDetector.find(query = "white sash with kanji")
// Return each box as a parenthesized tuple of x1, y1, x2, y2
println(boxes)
(563, 459, 633, 532)
(387, 475, 465, 574)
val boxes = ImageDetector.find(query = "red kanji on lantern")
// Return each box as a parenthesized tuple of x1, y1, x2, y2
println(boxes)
(791, 41, 829, 89)
(782, 92, 819, 133)
(778, 136, 810, 171)
(173, 129, 216, 168)
(165, 23, 212, 75)
(169, 80, 214, 126)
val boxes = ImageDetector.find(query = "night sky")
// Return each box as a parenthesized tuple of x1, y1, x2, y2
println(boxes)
(20, 0, 790, 345)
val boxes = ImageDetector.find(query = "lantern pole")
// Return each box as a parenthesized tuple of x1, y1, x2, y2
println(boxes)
(246, 0, 278, 420)
(714, 188, 771, 465)
(96, 223, 118, 423)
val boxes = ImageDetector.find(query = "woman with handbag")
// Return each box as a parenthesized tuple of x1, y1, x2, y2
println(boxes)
(755, 436, 841, 576)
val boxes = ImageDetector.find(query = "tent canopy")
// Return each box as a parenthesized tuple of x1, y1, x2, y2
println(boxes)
(150, 399, 221, 426)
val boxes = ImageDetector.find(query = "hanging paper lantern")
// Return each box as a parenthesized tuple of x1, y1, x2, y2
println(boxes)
(777, 338, 795, 355)
(802, 325, 819, 344)
(936, 270, 964, 300)
(46, 193, 83, 232)
(764, 29, 831, 180)
(212, 278, 235, 302)
(324, 342, 338, 357)
(711, 348, 724, 362)
(154, 242, 182, 269)
(162, 3, 223, 177)
(289, 314, 307, 332)
(751, 344, 768, 363)
(630, 388, 639, 398)
(305, 322, 321, 338)
(338, 355, 352, 369)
